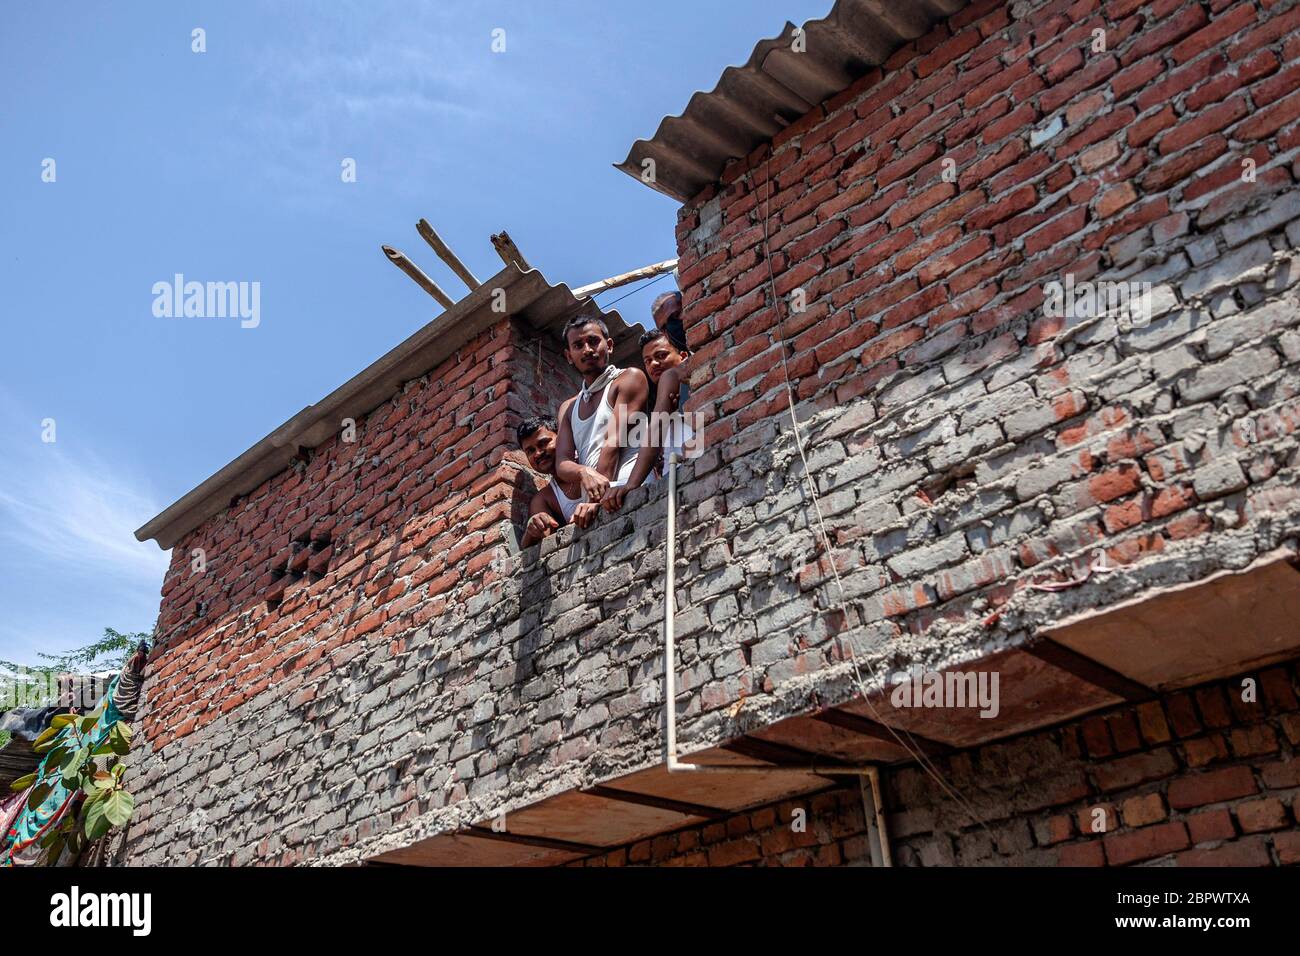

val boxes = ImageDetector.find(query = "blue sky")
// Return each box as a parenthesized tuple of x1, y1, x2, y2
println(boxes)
(0, 0, 830, 666)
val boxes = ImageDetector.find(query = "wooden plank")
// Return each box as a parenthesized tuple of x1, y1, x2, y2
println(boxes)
(490, 231, 531, 272)
(603, 748, 825, 811)
(465, 826, 602, 855)
(417, 219, 480, 290)
(810, 708, 952, 755)
(1022, 638, 1155, 702)
(572, 258, 678, 298)
(372, 831, 577, 867)
(381, 245, 454, 308)
(1043, 550, 1300, 691)
(720, 736, 857, 776)
(583, 784, 729, 820)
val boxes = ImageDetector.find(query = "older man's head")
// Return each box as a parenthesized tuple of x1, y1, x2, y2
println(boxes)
(651, 291, 686, 350)
(651, 291, 682, 328)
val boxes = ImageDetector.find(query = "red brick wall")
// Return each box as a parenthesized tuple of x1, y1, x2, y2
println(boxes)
(508, 331, 583, 525)
(573, 662, 1300, 866)
(677, 0, 1300, 430)
(144, 318, 569, 751)
(672, 0, 1300, 641)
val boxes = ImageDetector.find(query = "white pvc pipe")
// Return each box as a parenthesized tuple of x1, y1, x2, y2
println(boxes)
(660, 453, 893, 863)
(665, 449, 679, 767)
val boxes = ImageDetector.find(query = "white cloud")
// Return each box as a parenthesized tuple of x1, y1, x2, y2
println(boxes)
(221, 4, 513, 204)
(0, 438, 169, 587)
(0, 413, 170, 667)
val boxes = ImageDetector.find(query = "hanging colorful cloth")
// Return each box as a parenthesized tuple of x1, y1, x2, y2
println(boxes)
(0, 790, 24, 845)
(0, 645, 146, 867)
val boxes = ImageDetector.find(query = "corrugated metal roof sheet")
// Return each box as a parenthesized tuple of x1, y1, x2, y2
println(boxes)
(617, 0, 970, 202)
(135, 264, 639, 549)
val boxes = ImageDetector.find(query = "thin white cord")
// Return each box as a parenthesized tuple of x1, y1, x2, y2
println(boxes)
(755, 156, 993, 836)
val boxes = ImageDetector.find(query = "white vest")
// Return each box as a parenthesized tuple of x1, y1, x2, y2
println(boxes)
(549, 478, 583, 523)
(570, 373, 639, 486)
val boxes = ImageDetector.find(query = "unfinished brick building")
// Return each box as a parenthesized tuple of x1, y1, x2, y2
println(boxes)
(128, 0, 1300, 867)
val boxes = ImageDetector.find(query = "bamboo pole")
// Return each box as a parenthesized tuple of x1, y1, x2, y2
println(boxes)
(490, 231, 531, 272)
(381, 245, 455, 309)
(572, 258, 679, 299)
(417, 219, 480, 290)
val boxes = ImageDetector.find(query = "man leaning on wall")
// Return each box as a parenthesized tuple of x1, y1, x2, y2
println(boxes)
(516, 416, 598, 547)
(553, 314, 650, 515)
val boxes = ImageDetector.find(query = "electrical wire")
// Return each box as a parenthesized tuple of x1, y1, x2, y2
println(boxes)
(594, 269, 675, 309)
(754, 154, 993, 837)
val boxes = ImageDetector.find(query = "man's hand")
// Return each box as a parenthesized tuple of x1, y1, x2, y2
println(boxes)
(522, 512, 559, 547)
(573, 502, 599, 529)
(603, 480, 640, 512)
(601, 486, 624, 513)
(579, 467, 610, 503)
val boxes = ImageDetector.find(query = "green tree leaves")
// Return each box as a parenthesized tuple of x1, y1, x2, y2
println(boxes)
(7, 707, 140, 864)
(83, 793, 113, 842)
(27, 780, 53, 812)
(103, 791, 134, 827)
(38, 627, 150, 673)
(61, 745, 90, 786)
(108, 721, 132, 754)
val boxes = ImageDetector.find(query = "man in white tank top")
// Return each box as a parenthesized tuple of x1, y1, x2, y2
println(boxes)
(554, 316, 650, 514)
(517, 416, 595, 547)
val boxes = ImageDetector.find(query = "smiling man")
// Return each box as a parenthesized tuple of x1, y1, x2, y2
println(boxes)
(553, 315, 649, 513)
(516, 416, 595, 547)
(607, 327, 693, 510)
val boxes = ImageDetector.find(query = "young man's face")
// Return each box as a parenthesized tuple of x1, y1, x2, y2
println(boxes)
(641, 336, 688, 385)
(565, 322, 613, 378)
(521, 427, 559, 475)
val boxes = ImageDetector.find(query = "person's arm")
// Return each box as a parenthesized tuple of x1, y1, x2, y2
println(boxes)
(658, 363, 688, 470)
(598, 366, 650, 481)
(599, 369, 651, 511)
(617, 426, 660, 501)
(521, 487, 561, 548)
(611, 365, 679, 510)
(554, 396, 609, 503)
(597, 369, 649, 477)
(673, 356, 691, 408)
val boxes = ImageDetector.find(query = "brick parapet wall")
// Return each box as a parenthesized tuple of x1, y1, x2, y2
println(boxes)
(572, 661, 1300, 866)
